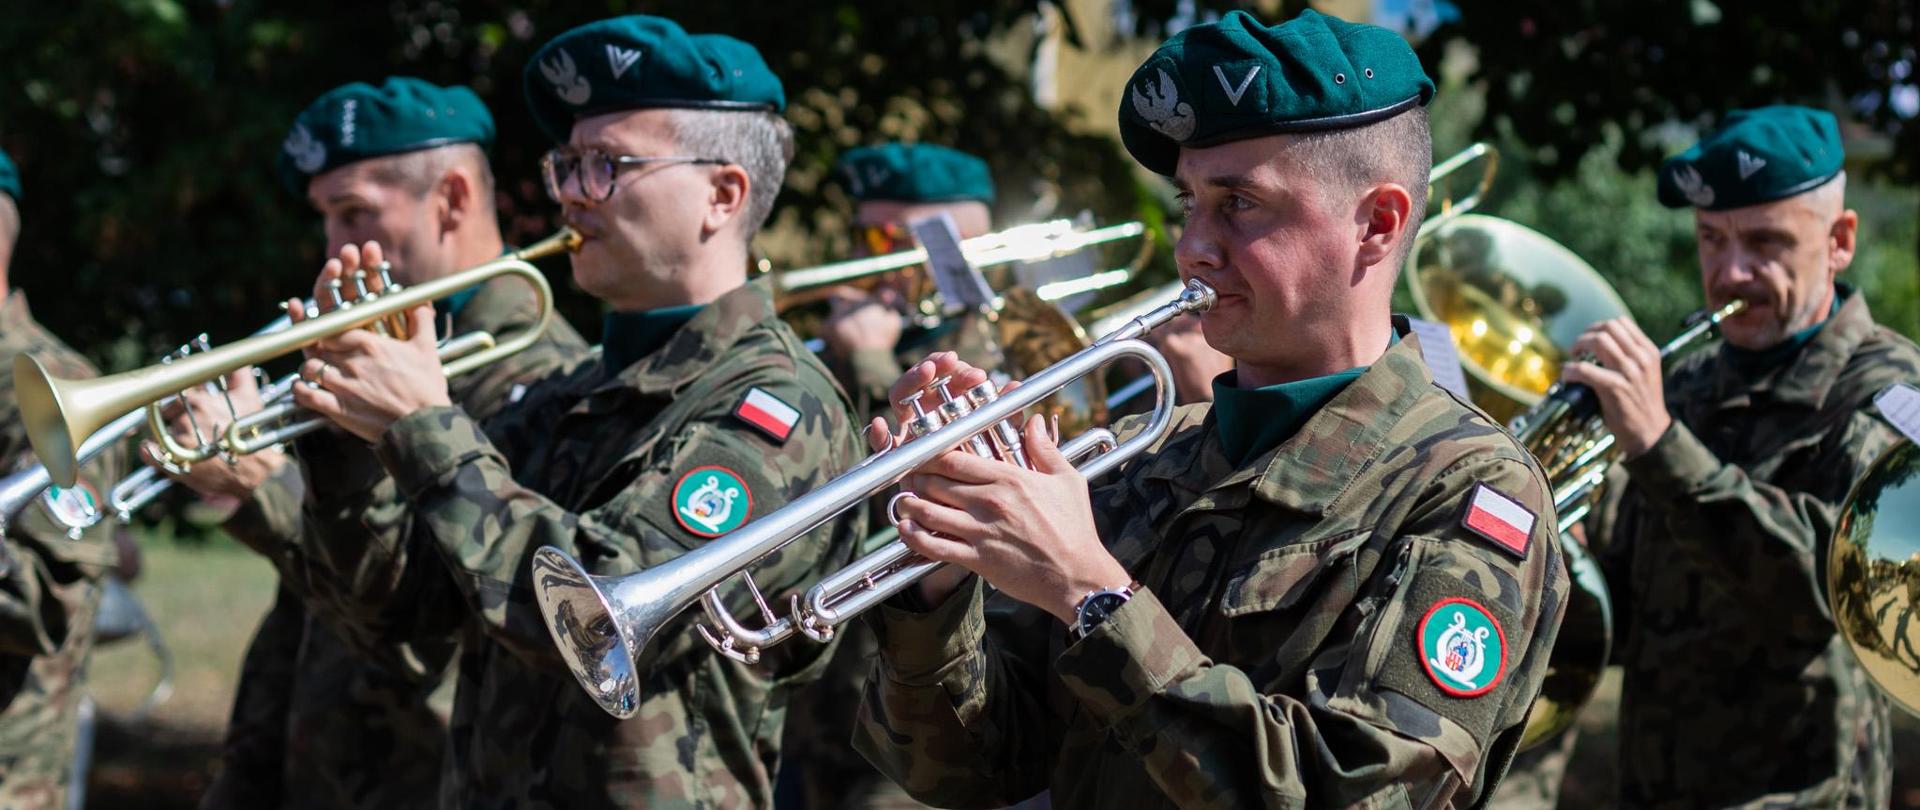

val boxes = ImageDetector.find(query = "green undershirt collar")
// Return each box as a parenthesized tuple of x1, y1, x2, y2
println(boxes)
(602, 304, 705, 372)
(1212, 332, 1396, 466)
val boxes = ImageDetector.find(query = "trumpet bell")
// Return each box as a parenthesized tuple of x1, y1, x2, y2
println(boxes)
(1829, 440, 1920, 716)
(15, 355, 79, 488)
(531, 547, 647, 719)
(1408, 214, 1631, 423)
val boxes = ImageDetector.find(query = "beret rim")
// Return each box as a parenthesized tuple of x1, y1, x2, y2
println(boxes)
(1660, 166, 1844, 211)
(1131, 94, 1425, 176)
(1185, 93, 1425, 148)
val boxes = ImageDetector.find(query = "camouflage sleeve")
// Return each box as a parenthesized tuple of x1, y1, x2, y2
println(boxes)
(199, 585, 302, 809)
(859, 455, 1565, 808)
(221, 462, 305, 575)
(366, 373, 859, 671)
(1620, 412, 1898, 626)
(852, 575, 1060, 805)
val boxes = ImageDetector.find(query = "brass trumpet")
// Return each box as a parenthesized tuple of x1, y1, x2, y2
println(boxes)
(531, 280, 1216, 719)
(16, 229, 578, 488)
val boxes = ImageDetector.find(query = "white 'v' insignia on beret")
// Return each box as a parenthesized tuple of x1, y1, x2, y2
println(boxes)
(606, 45, 642, 80)
(1213, 64, 1261, 107)
(1737, 150, 1768, 181)
(539, 49, 592, 106)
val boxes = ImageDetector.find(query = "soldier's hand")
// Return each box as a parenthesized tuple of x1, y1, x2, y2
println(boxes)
(821, 286, 905, 357)
(892, 414, 1128, 625)
(1562, 317, 1670, 459)
(145, 368, 289, 500)
(1147, 315, 1233, 405)
(292, 304, 451, 444)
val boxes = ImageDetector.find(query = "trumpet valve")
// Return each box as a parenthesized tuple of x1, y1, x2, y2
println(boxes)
(792, 593, 835, 644)
(899, 392, 945, 439)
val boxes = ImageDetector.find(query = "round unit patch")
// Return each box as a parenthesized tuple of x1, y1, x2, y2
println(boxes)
(38, 482, 102, 534)
(1418, 597, 1506, 697)
(672, 466, 752, 538)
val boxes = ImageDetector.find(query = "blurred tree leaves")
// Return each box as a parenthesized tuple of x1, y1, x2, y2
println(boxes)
(0, 0, 1915, 368)
(0, 1, 1145, 364)
(1419, 0, 1919, 182)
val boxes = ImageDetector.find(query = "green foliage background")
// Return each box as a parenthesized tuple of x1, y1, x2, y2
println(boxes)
(0, 0, 1914, 361)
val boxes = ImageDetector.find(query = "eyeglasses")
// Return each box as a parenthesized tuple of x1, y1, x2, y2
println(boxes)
(539, 150, 727, 203)
(852, 222, 911, 257)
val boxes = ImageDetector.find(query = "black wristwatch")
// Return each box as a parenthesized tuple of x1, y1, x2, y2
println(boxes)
(1071, 583, 1136, 641)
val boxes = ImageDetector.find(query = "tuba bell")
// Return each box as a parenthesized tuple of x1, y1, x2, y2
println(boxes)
(1827, 427, 1920, 716)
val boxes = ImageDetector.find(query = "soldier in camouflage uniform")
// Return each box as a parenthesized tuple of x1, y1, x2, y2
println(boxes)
(272, 16, 864, 807)
(1568, 106, 1912, 807)
(0, 147, 125, 809)
(778, 143, 1002, 810)
(853, 11, 1568, 808)
(817, 143, 1005, 427)
(153, 78, 588, 809)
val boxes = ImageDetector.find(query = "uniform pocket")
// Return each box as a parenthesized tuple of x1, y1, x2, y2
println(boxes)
(1214, 532, 1372, 684)
(1218, 531, 1370, 616)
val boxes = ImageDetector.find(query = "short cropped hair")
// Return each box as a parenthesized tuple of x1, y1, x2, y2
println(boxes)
(366, 143, 497, 215)
(665, 108, 795, 240)
(1287, 106, 1433, 266)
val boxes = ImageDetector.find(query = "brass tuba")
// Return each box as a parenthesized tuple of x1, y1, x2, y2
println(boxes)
(1408, 145, 1636, 424)
(1406, 143, 1635, 751)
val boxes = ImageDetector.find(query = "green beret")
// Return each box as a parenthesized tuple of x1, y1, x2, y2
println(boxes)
(523, 16, 785, 143)
(0, 147, 17, 202)
(1657, 105, 1844, 211)
(1118, 9, 1435, 176)
(835, 143, 996, 205)
(277, 77, 495, 196)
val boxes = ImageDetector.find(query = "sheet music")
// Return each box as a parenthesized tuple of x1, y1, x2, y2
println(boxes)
(1875, 383, 1920, 445)
(1406, 317, 1471, 400)
(909, 213, 994, 311)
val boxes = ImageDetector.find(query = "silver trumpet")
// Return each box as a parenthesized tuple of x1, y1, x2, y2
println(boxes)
(532, 279, 1217, 718)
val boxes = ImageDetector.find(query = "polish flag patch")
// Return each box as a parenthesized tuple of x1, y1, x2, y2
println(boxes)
(734, 387, 801, 444)
(1461, 484, 1536, 559)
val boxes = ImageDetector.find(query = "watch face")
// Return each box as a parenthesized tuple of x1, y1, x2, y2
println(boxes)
(1086, 593, 1125, 623)
(1078, 591, 1130, 636)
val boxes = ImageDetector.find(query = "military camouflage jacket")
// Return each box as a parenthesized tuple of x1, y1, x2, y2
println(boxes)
(1599, 291, 1914, 808)
(200, 276, 586, 810)
(855, 325, 1568, 809)
(294, 281, 865, 809)
(0, 291, 122, 809)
